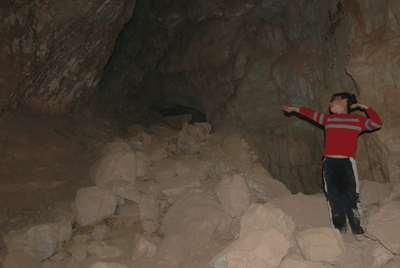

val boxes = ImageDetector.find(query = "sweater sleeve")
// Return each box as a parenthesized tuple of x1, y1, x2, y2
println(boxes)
(299, 108, 328, 126)
(364, 108, 382, 130)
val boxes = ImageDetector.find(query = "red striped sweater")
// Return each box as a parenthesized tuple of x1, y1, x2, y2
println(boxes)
(299, 107, 382, 158)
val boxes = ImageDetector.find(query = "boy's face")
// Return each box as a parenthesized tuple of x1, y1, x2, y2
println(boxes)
(329, 96, 347, 114)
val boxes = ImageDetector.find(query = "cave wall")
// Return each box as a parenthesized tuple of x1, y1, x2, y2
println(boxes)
(2, 0, 399, 193)
(1, 0, 136, 114)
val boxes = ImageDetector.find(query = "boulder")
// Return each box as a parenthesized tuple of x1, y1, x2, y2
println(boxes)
(240, 203, 296, 241)
(367, 201, 400, 254)
(90, 263, 128, 268)
(360, 180, 391, 206)
(209, 229, 290, 268)
(132, 237, 158, 259)
(361, 244, 393, 268)
(157, 234, 187, 266)
(91, 225, 110, 241)
(2, 250, 40, 268)
(108, 179, 141, 203)
(139, 195, 159, 233)
(246, 173, 291, 202)
(160, 194, 232, 255)
(3, 220, 72, 262)
(295, 227, 346, 264)
(270, 193, 331, 231)
(74, 186, 118, 226)
(215, 172, 251, 218)
(87, 241, 124, 259)
(90, 141, 136, 188)
(278, 258, 325, 268)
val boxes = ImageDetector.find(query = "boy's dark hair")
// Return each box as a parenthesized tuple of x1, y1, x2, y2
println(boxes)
(331, 92, 358, 114)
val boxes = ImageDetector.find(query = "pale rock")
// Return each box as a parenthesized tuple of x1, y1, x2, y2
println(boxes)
(139, 195, 159, 233)
(114, 201, 140, 227)
(229, 216, 241, 239)
(148, 146, 169, 163)
(270, 193, 331, 231)
(91, 225, 110, 240)
(209, 229, 290, 268)
(72, 234, 91, 244)
(215, 172, 250, 218)
(90, 141, 136, 188)
(132, 237, 158, 259)
(240, 203, 296, 241)
(3, 220, 72, 262)
(296, 227, 346, 264)
(360, 180, 391, 206)
(160, 194, 232, 255)
(74, 186, 118, 227)
(361, 243, 393, 268)
(219, 136, 254, 173)
(2, 250, 40, 268)
(49, 251, 70, 263)
(151, 158, 178, 182)
(246, 173, 291, 202)
(157, 234, 187, 266)
(367, 201, 400, 254)
(135, 151, 149, 177)
(108, 179, 141, 203)
(90, 262, 128, 268)
(87, 241, 124, 259)
(160, 173, 202, 200)
(41, 260, 63, 268)
(177, 122, 211, 152)
(278, 258, 325, 268)
(68, 243, 87, 263)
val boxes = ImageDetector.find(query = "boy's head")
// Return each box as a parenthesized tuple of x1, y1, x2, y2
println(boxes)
(330, 93, 357, 114)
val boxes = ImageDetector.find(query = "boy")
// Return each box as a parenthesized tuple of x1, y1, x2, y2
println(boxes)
(283, 93, 382, 238)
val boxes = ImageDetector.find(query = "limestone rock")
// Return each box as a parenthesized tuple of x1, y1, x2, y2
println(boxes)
(367, 201, 400, 254)
(246, 173, 290, 202)
(74, 186, 118, 227)
(151, 158, 178, 182)
(278, 258, 325, 268)
(87, 241, 124, 259)
(2, 250, 40, 268)
(160, 194, 232, 255)
(90, 141, 136, 188)
(361, 243, 393, 268)
(296, 227, 346, 264)
(240, 203, 296, 241)
(210, 229, 290, 268)
(157, 234, 187, 266)
(139, 195, 159, 233)
(108, 179, 141, 203)
(270, 193, 331, 231)
(91, 225, 110, 241)
(132, 237, 158, 259)
(68, 243, 87, 264)
(215, 172, 251, 218)
(90, 263, 128, 268)
(3, 220, 72, 262)
(360, 180, 392, 206)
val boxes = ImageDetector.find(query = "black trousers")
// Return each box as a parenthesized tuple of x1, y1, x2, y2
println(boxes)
(323, 157, 364, 234)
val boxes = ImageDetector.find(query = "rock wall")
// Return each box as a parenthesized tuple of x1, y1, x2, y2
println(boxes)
(1, 0, 136, 114)
(2, 0, 399, 192)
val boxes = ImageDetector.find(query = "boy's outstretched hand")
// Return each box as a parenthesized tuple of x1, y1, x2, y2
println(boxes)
(282, 105, 300, 113)
(350, 103, 369, 110)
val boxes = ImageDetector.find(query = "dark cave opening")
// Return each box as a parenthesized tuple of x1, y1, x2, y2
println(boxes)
(159, 105, 207, 124)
